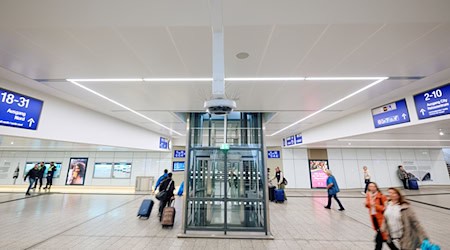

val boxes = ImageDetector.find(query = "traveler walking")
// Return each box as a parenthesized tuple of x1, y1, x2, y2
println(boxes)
(362, 166, 371, 194)
(324, 170, 345, 211)
(158, 173, 175, 220)
(271, 167, 287, 199)
(154, 169, 168, 192)
(382, 187, 429, 250)
(24, 164, 40, 196)
(33, 162, 46, 190)
(365, 182, 387, 250)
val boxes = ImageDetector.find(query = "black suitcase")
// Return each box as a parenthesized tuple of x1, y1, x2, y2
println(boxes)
(137, 199, 154, 219)
(268, 186, 275, 201)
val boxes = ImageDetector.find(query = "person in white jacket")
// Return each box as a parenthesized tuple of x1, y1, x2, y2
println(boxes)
(271, 167, 287, 199)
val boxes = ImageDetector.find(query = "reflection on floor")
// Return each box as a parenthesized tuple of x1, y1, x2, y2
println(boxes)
(0, 186, 448, 249)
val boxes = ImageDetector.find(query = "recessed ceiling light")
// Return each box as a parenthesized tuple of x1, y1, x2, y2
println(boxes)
(10, 141, 14, 145)
(236, 52, 249, 59)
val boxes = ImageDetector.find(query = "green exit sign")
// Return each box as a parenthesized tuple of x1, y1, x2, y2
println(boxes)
(220, 143, 230, 151)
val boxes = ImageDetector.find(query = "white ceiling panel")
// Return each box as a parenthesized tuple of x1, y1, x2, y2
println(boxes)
(327, 23, 439, 75)
(295, 23, 384, 76)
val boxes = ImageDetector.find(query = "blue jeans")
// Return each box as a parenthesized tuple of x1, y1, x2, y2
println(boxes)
(26, 178, 36, 194)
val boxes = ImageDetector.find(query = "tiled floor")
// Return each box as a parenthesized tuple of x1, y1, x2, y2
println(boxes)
(0, 187, 448, 249)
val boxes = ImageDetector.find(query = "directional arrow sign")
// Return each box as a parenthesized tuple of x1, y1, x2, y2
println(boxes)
(414, 84, 450, 120)
(27, 118, 35, 127)
(0, 88, 43, 130)
(371, 99, 410, 128)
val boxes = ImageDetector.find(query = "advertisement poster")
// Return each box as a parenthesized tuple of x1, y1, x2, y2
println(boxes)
(309, 160, 329, 188)
(112, 163, 132, 179)
(24, 162, 62, 178)
(403, 160, 433, 182)
(66, 158, 88, 185)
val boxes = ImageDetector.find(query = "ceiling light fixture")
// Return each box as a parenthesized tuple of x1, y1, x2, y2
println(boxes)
(339, 139, 450, 142)
(67, 80, 183, 136)
(225, 77, 306, 81)
(67, 78, 143, 82)
(439, 129, 444, 136)
(143, 78, 212, 82)
(269, 77, 388, 136)
(236, 52, 250, 59)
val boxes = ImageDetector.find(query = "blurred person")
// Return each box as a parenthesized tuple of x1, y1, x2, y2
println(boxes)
(24, 164, 40, 196)
(382, 187, 428, 250)
(365, 182, 388, 250)
(362, 166, 371, 194)
(44, 162, 56, 190)
(324, 170, 345, 211)
(154, 169, 168, 192)
(33, 162, 46, 189)
(271, 166, 287, 200)
(397, 166, 409, 189)
(158, 172, 175, 220)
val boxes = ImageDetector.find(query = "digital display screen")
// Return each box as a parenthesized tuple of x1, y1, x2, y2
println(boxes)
(309, 160, 329, 188)
(112, 162, 132, 179)
(93, 163, 113, 178)
(173, 161, 185, 172)
(174, 150, 186, 158)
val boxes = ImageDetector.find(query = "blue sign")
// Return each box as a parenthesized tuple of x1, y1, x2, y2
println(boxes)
(372, 99, 410, 128)
(174, 150, 186, 158)
(295, 134, 303, 144)
(414, 83, 450, 120)
(268, 151, 280, 158)
(286, 136, 295, 146)
(159, 137, 169, 149)
(0, 88, 43, 130)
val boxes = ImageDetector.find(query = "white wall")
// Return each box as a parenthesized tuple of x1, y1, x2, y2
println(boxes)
(0, 75, 166, 151)
(281, 148, 450, 189)
(0, 150, 172, 187)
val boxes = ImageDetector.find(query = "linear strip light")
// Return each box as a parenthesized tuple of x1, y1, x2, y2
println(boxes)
(225, 77, 306, 81)
(339, 139, 450, 142)
(269, 77, 388, 136)
(67, 78, 143, 82)
(143, 78, 212, 82)
(67, 80, 183, 136)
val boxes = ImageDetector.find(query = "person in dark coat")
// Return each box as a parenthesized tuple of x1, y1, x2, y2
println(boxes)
(158, 173, 175, 220)
(24, 164, 40, 195)
(44, 162, 56, 190)
(33, 162, 46, 189)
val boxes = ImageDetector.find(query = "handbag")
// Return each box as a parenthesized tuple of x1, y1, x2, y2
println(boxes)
(156, 180, 172, 201)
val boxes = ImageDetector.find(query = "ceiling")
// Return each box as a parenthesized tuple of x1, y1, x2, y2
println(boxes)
(1, 0, 450, 149)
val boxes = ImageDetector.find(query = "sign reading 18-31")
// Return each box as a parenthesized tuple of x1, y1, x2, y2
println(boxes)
(414, 84, 450, 120)
(0, 88, 43, 130)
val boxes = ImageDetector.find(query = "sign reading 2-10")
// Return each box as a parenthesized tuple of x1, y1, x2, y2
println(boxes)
(1, 91, 31, 108)
(423, 88, 443, 101)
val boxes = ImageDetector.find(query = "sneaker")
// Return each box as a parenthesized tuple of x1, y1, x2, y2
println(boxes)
(361, 191, 366, 195)
(338, 208, 345, 211)
(25, 193, 31, 196)
(43, 187, 47, 189)
(324, 206, 331, 209)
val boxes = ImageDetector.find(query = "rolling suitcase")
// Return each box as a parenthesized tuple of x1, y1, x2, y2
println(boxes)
(408, 179, 419, 190)
(137, 199, 154, 219)
(161, 206, 176, 227)
(274, 189, 285, 203)
(268, 186, 275, 201)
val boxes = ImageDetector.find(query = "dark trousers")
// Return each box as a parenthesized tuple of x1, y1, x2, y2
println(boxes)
(326, 194, 344, 209)
(372, 215, 383, 250)
(364, 179, 370, 193)
(401, 178, 408, 189)
(159, 197, 173, 219)
(33, 177, 43, 189)
(45, 176, 53, 188)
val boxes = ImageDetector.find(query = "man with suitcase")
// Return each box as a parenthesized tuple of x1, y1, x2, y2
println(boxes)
(158, 173, 175, 221)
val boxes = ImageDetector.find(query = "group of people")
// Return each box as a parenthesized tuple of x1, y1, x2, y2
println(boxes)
(24, 162, 57, 195)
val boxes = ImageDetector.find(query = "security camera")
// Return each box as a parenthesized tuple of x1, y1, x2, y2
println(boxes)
(204, 98, 236, 115)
